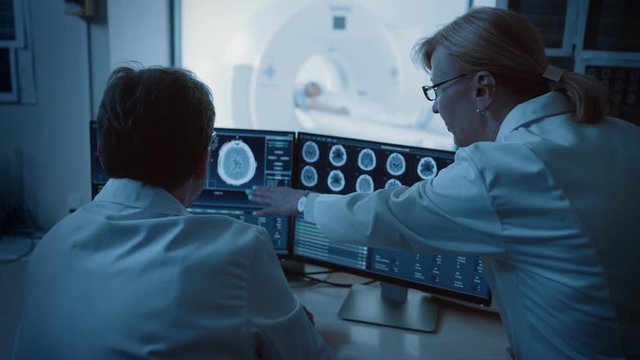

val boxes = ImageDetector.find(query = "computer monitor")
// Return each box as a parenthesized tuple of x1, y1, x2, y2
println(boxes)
(188, 128, 296, 255)
(584, 0, 640, 52)
(583, 63, 640, 126)
(89, 121, 107, 198)
(292, 132, 491, 332)
(89, 123, 295, 255)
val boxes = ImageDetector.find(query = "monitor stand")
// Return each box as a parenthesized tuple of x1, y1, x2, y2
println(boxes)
(338, 282, 439, 333)
(281, 259, 306, 282)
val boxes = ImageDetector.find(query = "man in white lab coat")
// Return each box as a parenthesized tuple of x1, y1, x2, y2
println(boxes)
(13, 66, 333, 360)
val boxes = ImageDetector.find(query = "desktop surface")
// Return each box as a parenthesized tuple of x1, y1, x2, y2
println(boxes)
(0, 254, 509, 360)
(291, 270, 509, 360)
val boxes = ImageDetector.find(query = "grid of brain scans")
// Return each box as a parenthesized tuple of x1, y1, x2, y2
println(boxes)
(189, 128, 296, 254)
(296, 132, 452, 196)
(293, 132, 490, 300)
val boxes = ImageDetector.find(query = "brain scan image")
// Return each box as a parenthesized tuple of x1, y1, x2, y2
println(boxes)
(356, 174, 374, 193)
(386, 152, 406, 176)
(301, 165, 318, 187)
(417, 157, 438, 180)
(302, 141, 320, 163)
(357, 148, 376, 171)
(217, 139, 257, 186)
(385, 178, 402, 189)
(329, 144, 347, 167)
(327, 169, 346, 192)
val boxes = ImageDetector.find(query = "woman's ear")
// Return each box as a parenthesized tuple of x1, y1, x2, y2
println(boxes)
(473, 70, 496, 112)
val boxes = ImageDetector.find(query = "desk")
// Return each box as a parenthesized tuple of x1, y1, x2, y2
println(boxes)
(291, 272, 509, 360)
(0, 243, 509, 360)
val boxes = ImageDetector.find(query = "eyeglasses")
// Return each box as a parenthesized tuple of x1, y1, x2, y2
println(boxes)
(422, 73, 471, 101)
(210, 131, 219, 152)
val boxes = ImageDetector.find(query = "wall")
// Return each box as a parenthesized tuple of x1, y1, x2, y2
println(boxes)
(0, 0, 92, 230)
(0, 0, 171, 230)
(108, 0, 172, 68)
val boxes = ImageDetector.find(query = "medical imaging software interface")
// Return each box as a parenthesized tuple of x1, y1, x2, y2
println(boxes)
(189, 128, 295, 254)
(293, 132, 490, 301)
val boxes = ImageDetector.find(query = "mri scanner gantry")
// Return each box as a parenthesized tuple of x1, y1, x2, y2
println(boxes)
(227, 0, 403, 132)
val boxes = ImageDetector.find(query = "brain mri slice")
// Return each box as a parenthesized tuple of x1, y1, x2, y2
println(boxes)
(386, 152, 406, 176)
(357, 148, 376, 171)
(417, 157, 438, 180)
(329, 144, 347, 167)
(356, 174, 374, 193)
(217, 139, 258, 186)
(327, 169, 346, 192)
(301, 165, 318, 187)
(302, 141, 320, 163)
(385, 178, 402, 189)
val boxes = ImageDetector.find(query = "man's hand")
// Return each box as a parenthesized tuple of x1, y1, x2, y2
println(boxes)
(246, 186, 309, 216)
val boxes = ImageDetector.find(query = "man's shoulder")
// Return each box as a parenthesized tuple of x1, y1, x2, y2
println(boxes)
(181, 214, 271, 254)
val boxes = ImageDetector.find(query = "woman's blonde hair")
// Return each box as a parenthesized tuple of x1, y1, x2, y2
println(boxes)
(412, 7, 609, 124)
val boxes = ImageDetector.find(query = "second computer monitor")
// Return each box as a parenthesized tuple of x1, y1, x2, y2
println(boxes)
(293, 132, 491, 305)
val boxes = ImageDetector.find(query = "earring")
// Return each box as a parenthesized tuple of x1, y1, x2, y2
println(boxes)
(476, 108, 485, 114)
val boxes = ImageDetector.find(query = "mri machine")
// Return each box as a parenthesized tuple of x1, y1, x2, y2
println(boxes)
(224, 0, 455, 150)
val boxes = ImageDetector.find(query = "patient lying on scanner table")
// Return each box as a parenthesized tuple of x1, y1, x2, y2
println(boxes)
(293, 81, 351, 115)
(294, 81, 435, 128)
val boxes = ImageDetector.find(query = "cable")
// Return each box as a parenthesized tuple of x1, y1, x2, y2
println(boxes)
(301, 274, 378, 288)
(300, 270, 335, 275)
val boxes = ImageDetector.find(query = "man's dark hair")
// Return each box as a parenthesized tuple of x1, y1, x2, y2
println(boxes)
(97, 66, 215, 190)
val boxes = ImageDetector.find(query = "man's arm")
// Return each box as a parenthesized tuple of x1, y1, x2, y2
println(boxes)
(245, 229, 334, 360)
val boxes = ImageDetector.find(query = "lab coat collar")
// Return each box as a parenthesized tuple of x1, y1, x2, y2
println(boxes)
(95, 178, 190, 216)
(495, 91, 574, 142)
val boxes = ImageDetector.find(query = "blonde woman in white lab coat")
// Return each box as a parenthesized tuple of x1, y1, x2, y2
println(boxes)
(249, 7, 640, 360)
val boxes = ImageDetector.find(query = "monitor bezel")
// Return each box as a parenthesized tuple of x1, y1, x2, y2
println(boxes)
(89, 121, 104, 199)
(290, 131, 493, 307)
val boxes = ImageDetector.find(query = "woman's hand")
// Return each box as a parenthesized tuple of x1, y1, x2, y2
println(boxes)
(246, 186, 309, 216)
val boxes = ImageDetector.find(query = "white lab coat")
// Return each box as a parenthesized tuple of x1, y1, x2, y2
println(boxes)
(304, 92, 640, 360)
(13, 178, 333, 360)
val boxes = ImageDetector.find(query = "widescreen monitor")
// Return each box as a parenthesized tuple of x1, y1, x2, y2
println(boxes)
(292, 132, 491, 327)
